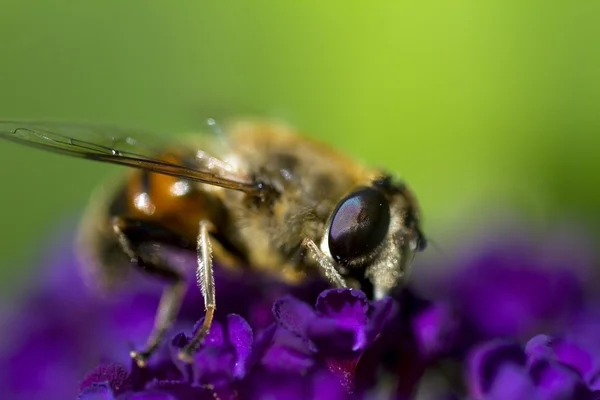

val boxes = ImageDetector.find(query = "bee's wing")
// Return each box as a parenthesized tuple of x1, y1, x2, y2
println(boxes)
(0, 121, 260, 194)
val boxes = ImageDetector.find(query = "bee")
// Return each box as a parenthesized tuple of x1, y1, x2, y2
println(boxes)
(0, 119, 426, 366)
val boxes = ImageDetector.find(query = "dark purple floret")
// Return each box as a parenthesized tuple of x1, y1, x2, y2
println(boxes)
(190, 314, 252, 386)
(416, 219, 596, 340)
(272, 289, 395, 358)
(267, 289, 399, 389)
(410, 302, 461, 360)
(77, 310, 362, 399)
(79, 364, 132, 396)
(465, 337, 600, 400)
(74, 287, 422, 399)
(3, 216, 600, 399)
(0, 226, 328, 400)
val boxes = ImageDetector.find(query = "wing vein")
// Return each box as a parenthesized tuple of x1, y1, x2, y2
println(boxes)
(0, 121, 261, 195)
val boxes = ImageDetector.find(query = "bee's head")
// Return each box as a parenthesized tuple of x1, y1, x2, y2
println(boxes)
(319, 176, 426, 299)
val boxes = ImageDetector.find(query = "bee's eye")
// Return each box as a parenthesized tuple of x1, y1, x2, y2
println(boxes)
(328, 187, 390, 263)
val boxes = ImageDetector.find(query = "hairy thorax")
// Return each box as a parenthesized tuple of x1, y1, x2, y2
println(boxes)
(215, 121, 374, 279)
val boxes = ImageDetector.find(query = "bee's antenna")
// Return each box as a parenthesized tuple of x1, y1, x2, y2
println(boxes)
(426, 236, 444, 256)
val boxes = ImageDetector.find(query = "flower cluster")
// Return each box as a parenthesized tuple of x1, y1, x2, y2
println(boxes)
(465, 334, 598, 400)
(78, 289, 399, 399)
(1, 218, 600, 399)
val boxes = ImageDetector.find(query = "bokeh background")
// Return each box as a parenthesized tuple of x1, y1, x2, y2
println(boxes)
(0, 1, 599, 293)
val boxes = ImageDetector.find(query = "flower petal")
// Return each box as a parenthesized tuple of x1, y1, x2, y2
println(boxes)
(144, 380, 220, 399)
(411, 303, 459, 359)
(525, 334, 556, 362)
(273, 295, 316, 336)
(325, 358, 359, 394)
(526, 334, 595, 384)
(193, 346, 236, 387)
(485, 364, 539, 400)
(261, 327, 315, 373)
(312, 289, 369, 352)
(193, 319, 224, 347)
(243, 368, 350, 400)
(77, 383, 117, 400)
(225, 314, 253, 378)
(310, 368, 354, 399)
(315, 289, 368, 325)
(366, 296, 397, 342)
(248, 322, 276, 367)
(80, 364, 132, 396)
(437, 221, 591, 338)
(466, 339, 526, 398)
(307, 317, 359, 356)
(529, 359, 593, 400)
(128, 391, 177, 400)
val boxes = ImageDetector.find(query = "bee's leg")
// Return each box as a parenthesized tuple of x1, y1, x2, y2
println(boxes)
(301, 238, 347, 288)
(112, 217, 192, 368)
(178, 220, 216, 363)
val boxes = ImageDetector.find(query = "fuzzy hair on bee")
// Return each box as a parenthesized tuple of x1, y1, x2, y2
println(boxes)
(0, 118, 426, 367)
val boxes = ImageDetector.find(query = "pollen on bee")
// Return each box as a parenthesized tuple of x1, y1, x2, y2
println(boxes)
(170, 180, 191, 196)
(134, 192, 155, 214)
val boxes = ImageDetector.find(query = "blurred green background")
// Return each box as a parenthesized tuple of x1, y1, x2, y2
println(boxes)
(0, 1, 599, 290)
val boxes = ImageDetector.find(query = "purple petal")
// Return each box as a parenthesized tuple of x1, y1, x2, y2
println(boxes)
(189, 319, 239, 385)
(77, 383, 117, 400)
(261, 327, 315, 373)
(273, 295, 316, 336)
(411, 303, 459, 359)
(365, 296, 398, 342)
(466, 339, 526, 398)
(184, 315, 254, 382)
(108, 292, 161, 352)
(243, 368, 350, 400)
(80, 364, 132, 396)
(77, 383, 116, 400)
(309, 289, 370, 353)
(243, 370, 307, 400)
(325, 358, 359, 394)
(526, 334, 595, 384)
(529, 359, 593, 400)
(526, 334, 557, 362)
(224, 314, 253, 378)
(310, 368, 354, 399)
(485, 364, 539, 400)
(453, 262, 581, 337)
(128, 391, 177, 400)
(429, 220, 592, 338)
(193, 319, 224, 347)
(248, 322, 276, 367)
(193, 346, 235, 386)
(315, 289, 369, 325)
(307, 317, 360, 356)
(143, 380, 218, 400)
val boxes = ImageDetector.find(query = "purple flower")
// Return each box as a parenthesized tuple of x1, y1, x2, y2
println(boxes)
(414, 218, 597, 339)
(465, 336, 600, 400)
(2, 216, 600, 399)
(265, 289, 397, 389)
(76, 289, 408, 399)
(0, 225, 329, 400)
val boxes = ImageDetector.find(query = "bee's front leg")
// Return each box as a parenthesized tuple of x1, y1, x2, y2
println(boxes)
(301, 238, 347, 288)
(178, 220, 216, 363)
(111, 216, 192, 368)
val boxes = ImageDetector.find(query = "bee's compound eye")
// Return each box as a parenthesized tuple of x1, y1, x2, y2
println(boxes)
(328, 187, 390, 263)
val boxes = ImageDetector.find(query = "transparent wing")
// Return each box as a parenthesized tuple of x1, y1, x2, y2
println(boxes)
(0, 121, 260, 194)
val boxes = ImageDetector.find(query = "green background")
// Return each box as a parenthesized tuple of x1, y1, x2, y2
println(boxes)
(0, 1, 599, 290)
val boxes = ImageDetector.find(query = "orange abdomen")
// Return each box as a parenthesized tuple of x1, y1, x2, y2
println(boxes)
(121, 158, 209, 241)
